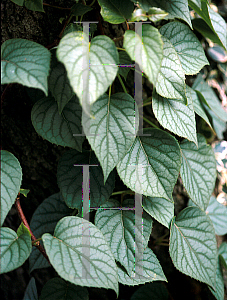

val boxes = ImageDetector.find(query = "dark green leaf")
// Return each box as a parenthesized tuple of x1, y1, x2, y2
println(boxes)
(57, 150, 115, 209)
(29, 193, 72, 272)
(71, 3, 93, 16)
(118, 51, 132, 80)
(23, 278, 38, 300)
(40, 278, 89, 300)
(31, 96, 84, 151)
(131, 282, 168, 300)
(11, 0, 44, 12)
(98, 0, 134, 24)
(48, 55, 74, 114)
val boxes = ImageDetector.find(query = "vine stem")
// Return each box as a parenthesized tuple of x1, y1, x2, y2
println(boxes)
(117, 74, 128, 94)
(15, 195, 50, 264)
(143, 116, 159, 129)
(43, 3, 71, 10)
(111, 190, 134, 196)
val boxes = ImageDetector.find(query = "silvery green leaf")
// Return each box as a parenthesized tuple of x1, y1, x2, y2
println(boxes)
(160, 21, 209, 75)
(135, 0, 192, 28)
(95, 199, 152, 274)
(82, 93, 138, 182)
(156, 36, 186, 103)
(42, 216, 119, 295)
(169, 206, 218, 289)
(117, 247, 167, 285)
(180, 135, 216, 210)
(57, 32, 119, 110)
(143, 196, 174, 228)
(152, 86, 197, 145)
(117, 128, 181, 201)
(1, 150, 22, 226)
(123, 24, 163, 86)
(1, 39, 50, 94)
(206, 196, 227, 235)
(0, 227, 32, 274)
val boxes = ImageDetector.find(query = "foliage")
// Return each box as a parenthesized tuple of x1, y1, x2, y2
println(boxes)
(1, 0, 227, 299)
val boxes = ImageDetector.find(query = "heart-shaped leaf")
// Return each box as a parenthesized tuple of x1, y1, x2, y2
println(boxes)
(206, 196, 227, 236)
(117, 128, 181, 201)
(39, 278, 89, 300)
(95, 199, 152, 274)
(143, 196, 174, 228)
(160, 21, 209, 75)
(117, 247, 167, 285)
(0, 227, 32, 274)
(42, 216, 119, 295)
(152, 86, 197, 145)
(156, 36, 186, 102)
(57, 150, 115, 209)
(169, 206, 217, 289)
(31, 96, 84, 151)
(123, 24, 163, 86)
(57, 32, 119, 110)
(180, 134, 216, 210)
(1, 39, 50, 94)
(1, 150, 22, 226)
(82, 93, 139, 182)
